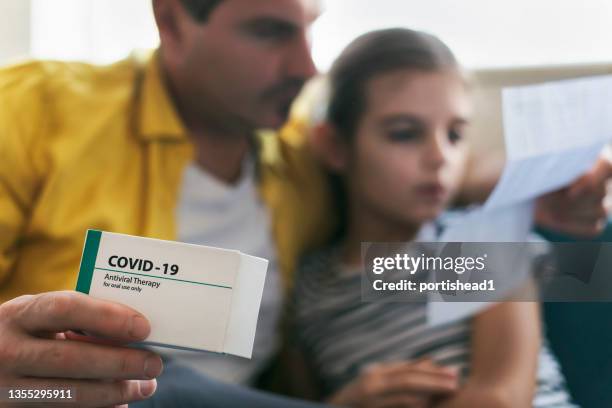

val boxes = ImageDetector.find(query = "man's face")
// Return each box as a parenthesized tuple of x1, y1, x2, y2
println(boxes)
(161, 0, 320, 132)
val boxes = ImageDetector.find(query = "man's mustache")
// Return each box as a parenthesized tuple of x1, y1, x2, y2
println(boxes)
(262, 78, 307, 100)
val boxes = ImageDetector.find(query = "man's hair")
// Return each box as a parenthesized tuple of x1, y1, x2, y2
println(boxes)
(178, 0, 224, 22)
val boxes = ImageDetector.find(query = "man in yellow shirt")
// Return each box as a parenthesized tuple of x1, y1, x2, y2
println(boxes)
(0, 0, 610, 406)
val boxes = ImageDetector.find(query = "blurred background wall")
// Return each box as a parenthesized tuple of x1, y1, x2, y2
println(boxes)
(0, 0, 30, 63)
(2, 0, 612, 70)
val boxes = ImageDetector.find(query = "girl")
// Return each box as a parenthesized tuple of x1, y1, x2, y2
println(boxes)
(289, 28, 575, 408)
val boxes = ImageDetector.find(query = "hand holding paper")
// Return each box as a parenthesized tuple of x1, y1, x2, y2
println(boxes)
(430, 75, 612, 326)
(486, 75, 612, 211)
(442, 74, 612, 243)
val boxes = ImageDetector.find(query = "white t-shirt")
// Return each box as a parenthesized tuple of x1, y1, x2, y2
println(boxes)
(155, 159, 283, 385)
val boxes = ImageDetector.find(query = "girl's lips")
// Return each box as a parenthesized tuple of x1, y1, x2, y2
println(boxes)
(415, 183, 448, 201)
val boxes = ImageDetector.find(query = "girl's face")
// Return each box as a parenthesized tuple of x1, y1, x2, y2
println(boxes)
(347, 69, 471, 226)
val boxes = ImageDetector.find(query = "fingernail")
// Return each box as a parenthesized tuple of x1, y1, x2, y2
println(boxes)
(144, 355, 163, 379)
(443, 366, 459, 376)
(138, 379, 157, 398)
(130, 315, 149, 339)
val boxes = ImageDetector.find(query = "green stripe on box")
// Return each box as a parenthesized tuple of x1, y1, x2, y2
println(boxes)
(76, 230, 102, 294)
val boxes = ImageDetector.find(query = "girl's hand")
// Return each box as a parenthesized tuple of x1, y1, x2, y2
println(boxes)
(327, 359, 459, 408)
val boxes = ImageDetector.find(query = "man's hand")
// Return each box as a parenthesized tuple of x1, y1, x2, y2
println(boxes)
(327, 359, 458, 408)
(536, 156, 612, 238)
(0, 291, 163, 408)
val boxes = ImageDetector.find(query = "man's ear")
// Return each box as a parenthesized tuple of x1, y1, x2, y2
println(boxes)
(152, 0, 184, 53)
(310, 122, 350, 173)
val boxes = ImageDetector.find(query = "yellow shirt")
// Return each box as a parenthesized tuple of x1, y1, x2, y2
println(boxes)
(0, 52, 334, 303)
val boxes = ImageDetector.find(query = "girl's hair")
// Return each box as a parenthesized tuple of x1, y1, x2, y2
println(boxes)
(324, 28, 461, 242)
(327, 28, 459, 140)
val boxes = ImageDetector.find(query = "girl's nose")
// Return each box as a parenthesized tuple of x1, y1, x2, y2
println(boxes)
(423, 132, 448, 170)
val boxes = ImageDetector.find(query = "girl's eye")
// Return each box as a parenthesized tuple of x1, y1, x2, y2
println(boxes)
(448, 129, 463, 144)
(387, 129, 421, 142)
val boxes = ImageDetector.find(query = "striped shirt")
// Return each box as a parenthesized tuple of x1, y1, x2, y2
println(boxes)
(291, 246, 577, 407)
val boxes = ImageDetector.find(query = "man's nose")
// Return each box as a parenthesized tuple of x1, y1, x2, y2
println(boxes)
(286, 34, 317, 80)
